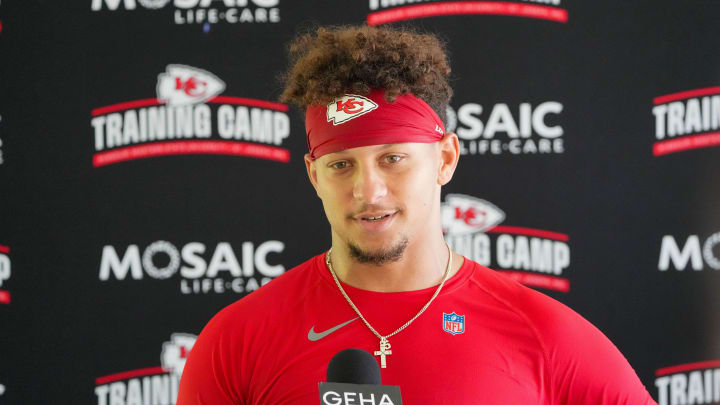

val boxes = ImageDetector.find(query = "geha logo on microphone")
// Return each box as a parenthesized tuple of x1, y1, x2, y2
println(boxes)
(366, 0, 568, 25)
(442, 194, 571, 292)
(445, 101, 564, 156)
(90, 64, 291, 167)
(91, 0, 281, 25)
(95, 333, 197, 405)
(321, 389, 397, 405)
(98, 239, 286, 294)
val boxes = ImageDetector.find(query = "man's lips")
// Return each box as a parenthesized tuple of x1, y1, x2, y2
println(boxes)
(352, 211, 397, 221)
(350, 211, 398, 232)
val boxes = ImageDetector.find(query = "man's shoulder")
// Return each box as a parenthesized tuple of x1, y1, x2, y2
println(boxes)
(249, 252, 325, 300)
(464, 259, 591, 339)
(207, 253, 325, 328)
(469, 260, 649, 381)
(466, 259, 654, 403)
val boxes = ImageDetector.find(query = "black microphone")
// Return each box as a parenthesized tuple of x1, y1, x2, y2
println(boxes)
(319, 349, 403, 405)
(326, 348, 381, 385)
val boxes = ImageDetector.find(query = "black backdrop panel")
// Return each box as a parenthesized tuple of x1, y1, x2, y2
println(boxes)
(1, 1, 719, 404)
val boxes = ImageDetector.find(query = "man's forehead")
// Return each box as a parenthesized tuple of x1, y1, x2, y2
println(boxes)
(321, 142, 433, 158)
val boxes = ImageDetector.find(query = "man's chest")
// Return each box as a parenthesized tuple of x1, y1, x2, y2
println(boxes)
(242, 306, 547, 404)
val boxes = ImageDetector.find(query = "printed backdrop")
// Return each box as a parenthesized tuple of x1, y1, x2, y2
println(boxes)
(1, 1, 720, 404)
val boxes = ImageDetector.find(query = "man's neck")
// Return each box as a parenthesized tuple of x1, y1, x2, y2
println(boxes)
(328, 232, 463, 292)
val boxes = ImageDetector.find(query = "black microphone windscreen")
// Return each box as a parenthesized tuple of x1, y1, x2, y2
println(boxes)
(326, 349, 381, 385)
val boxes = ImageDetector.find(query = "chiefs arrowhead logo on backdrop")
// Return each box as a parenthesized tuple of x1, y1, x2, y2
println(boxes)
(160, 333, 197, 376)
(0, 254, 10, 288)
(326, 94, 378, 125)
(156, 64, 226, 106)
(442, 194, 505, 235)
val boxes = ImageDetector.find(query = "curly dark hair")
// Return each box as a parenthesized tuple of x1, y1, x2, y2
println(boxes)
(280, 25, 453, 125)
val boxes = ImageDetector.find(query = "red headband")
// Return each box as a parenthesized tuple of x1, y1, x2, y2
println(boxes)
(305, 89, 446, 160)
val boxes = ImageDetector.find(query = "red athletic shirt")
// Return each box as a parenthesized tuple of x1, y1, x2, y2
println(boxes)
(178, 254, 656, 404)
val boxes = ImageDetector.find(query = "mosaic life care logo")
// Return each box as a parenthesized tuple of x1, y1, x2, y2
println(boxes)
(367, 0, 567, 25)
(99, 239, 285, 294)
(658, 232, 720, 271)
(90, 65, 290, 167)
(442, 194, 571, 292)
(91, 0, 280, 25)
(0, 244, 10, 304)
(652, 86, 720, 156)
(445, 101, 564, 156)
(655, 359, 720, 405)
(95, 333, 196, 405)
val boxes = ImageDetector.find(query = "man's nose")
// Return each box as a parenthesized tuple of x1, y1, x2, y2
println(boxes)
(352, 164, 387, 203)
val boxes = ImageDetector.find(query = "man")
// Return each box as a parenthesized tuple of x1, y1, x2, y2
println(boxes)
(178, 25, 656, 404)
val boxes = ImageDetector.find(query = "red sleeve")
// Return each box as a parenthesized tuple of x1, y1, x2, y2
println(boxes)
(526, 291, 657, 405)
(177, 309, 243, 405)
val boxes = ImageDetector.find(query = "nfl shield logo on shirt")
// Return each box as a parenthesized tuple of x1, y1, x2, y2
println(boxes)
(443, 312, 465, 335)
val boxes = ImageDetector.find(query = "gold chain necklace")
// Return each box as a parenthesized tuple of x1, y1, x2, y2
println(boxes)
(325, 243, 452, 369)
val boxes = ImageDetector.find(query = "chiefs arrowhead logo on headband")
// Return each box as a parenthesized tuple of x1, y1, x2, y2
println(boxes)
(327, 94, 379, 125)
(306, 89, 446, 160)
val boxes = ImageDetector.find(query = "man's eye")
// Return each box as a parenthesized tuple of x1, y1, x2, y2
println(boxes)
(330, 161, 348, 169)
(386, 155, 403, 163)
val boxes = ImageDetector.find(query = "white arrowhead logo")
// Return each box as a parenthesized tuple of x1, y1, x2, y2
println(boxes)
(326, 94, 378, 125)
(160, 333, 197, 377)
(157, 64, 225, 106)
(441, 194, 505, 236)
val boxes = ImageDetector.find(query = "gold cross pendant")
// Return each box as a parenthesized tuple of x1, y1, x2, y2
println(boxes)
(373, 337, 392, 369)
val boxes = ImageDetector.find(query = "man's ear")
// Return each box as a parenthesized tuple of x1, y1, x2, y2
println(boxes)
(437, 132, 460, 186)
(304, 153, 321, 196)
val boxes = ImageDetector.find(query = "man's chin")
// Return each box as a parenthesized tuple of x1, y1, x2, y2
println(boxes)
(347, 237, 408, 266)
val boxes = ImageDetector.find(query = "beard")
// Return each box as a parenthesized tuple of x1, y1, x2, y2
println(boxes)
(347, 236, 409, 266)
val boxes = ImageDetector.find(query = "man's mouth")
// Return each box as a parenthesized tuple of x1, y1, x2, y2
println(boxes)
(352, 211, 397, 222)
(351, 211, 398, 232)
(361, 214, 392, 222)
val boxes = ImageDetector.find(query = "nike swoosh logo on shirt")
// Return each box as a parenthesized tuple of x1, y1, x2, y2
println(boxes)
(307, 317, 359, 341)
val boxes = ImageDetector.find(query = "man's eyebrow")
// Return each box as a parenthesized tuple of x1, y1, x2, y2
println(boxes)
(331, 144, 396, 155)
